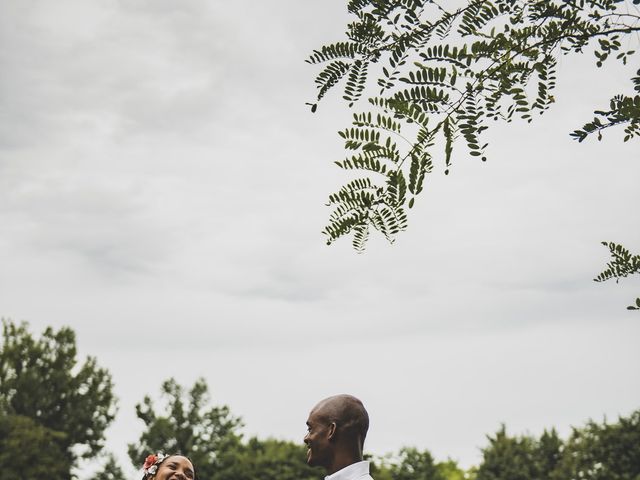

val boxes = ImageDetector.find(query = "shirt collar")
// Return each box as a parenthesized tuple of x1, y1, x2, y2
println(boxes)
(325, 461, 370, 480)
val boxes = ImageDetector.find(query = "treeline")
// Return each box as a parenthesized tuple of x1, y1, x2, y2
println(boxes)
(1, 320, 639, 480)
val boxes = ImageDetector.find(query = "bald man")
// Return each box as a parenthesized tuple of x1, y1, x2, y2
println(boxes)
(304, 394, 373, 480)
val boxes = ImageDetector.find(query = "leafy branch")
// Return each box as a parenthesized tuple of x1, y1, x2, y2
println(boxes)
(308, 0, 640, 249)
(572, 68, 640, 142)
(595, 242, 640, 310)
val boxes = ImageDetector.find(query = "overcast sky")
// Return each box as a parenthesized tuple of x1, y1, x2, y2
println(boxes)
(1, 1, 639, 478)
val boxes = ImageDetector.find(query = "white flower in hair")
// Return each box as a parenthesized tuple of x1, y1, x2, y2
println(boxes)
(142, 452, 169, 477)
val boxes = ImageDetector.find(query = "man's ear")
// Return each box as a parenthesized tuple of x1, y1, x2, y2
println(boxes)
(327, 422, 337, 440)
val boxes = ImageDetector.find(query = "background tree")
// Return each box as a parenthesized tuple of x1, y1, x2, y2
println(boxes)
(88, 453, 126, 480)
(369, 454, 395, 480)
(0, 319, 117, 477)
(128, 377, 243, 480)
(551, 409, 640, 480)
(372, 447, 468, 480)
(214, 437, 323, 480)
(435, 459, 468, 480)
(0, 413, 70, 480)
(475, 426, 562, 480)
(307, 0, 639, 261)
(389, 447, 447, 480)
(535, 428, 563, 477)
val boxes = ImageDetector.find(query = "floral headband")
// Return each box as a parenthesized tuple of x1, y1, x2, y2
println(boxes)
(142, 452, 169, 478)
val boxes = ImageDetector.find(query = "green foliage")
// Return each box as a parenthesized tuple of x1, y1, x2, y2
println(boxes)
(476, 414, 640, 480)
(0, 319, 117, 471)
(572, 69, 640, 142)
(308, 0, 640, 248)
(390, 447, 447, 480)
(475, 426, 562, 480)
(369, 456, 395, 480)
(436, 459, 467, 480)
(128, 377, 243, 480)
(0, 413, 70, 480)
(536, 429, 564, 477)
(594, 242, 640, 310)
(371, 447, 468, 480)
(128, 379, 325, 480)
(551, 410, 640, 480)
(88, 453, 126, 480)
(214, 437, 323, 480)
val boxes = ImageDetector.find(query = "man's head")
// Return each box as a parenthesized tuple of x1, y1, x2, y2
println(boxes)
(303, 394, 369, 473)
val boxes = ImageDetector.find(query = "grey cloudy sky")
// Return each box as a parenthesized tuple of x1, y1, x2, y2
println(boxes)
(1, 1, 639, 478)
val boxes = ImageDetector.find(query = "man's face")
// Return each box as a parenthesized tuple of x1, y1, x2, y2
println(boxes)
(304, 407, 332, 468)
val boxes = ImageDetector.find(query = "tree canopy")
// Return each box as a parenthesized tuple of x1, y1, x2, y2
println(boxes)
(552, 409, 640, 480)
(127, 377, 325, 480)
(0, 413, 70, 480)
(473, 411, 640, 480)
(213, 437, 323, 480)
(375, 447, 466, 480)
(88, 454, 127, 480)
(1, 320, 638, 480)
(127, 377, 243, 480)
(0, 319, 117, 477)
(475, 426, 562, 480)
(307, 0, 639, 251)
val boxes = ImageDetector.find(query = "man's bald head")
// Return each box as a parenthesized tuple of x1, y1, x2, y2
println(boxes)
(311, 394, 369, 444)
(304, 394, 370, 473)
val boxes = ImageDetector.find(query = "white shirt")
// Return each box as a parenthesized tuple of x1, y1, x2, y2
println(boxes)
(325, 461, 374, 480)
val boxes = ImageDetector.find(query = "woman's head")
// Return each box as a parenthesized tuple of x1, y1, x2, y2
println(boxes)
(142, 453, 196, 480)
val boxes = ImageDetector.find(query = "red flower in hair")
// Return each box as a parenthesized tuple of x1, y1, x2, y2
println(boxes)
(143, 454, 157, 470)
(142, 452, 168, 477)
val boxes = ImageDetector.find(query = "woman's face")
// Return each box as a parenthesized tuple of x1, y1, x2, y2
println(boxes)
(154, 455, 195, 480)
